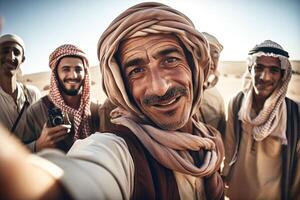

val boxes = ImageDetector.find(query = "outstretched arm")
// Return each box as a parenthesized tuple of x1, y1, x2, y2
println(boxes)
(0, 125, 66, 200)
(1, 124, 134, 200)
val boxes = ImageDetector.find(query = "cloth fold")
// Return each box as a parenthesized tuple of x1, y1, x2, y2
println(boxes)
(111, 107, 224, 177)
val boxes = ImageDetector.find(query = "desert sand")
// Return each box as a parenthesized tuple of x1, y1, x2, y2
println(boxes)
(21, 61, 300, 112)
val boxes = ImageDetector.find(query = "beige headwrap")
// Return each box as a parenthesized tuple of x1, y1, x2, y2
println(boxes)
(202, 32, 223, 53)
(49, 44, 91, 140)
(240, 40, 292, 143)
(98, 2, 223, 177)
(202, 32, 223, 89)
(0, 34, 25, 56)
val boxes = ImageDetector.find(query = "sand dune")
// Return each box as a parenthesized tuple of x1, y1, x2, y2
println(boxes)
(21, 61, 300, 109)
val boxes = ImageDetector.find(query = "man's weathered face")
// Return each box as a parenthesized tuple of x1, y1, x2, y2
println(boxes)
(252, 56, 282, 100)
(119, 34, 193, 130)
(0, 42, 24, 77)
(210, 46, 220, 74)
(56, 56, 85, 96)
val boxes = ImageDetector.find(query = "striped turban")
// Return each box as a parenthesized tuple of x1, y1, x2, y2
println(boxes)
(97, 2, 224, 178)
(97, 2, 212, 119)
(49, 44, 91, 140)
(240, 40, 292, 143)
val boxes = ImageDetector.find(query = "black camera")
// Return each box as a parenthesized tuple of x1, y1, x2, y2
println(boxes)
(48, 107, 65, 127)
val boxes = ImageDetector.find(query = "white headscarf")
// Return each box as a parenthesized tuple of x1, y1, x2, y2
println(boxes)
(240, 40, 291, 143)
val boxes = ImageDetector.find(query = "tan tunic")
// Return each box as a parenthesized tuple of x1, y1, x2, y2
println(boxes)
(199, 87, 226, 135)
(0, 83, 41, 136)
(223, 96, 300, 200)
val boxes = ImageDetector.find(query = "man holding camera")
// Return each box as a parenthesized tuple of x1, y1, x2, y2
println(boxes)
(22, 44, 100, 152)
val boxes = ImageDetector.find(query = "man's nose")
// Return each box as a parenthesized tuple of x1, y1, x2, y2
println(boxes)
(70, 70, 78, 79)
(147, 70, 170, 97)
(259, 69, 271, 81)
(7, 50, 15, 61)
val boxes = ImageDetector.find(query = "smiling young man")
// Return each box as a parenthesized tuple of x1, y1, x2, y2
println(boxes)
(0, 3, 224, 200)
(222, 40, 300, 200)
(0, 34, 41, 137)
(21, 44, 100, 152)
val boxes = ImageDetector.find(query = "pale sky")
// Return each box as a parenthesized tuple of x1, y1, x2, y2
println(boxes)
(1, 0, 299, 74)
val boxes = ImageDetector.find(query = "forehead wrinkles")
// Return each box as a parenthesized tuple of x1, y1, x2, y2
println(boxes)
(119, 35, 183, 61)
(1, 42, 23, 53)
(257, 56, 280, 67)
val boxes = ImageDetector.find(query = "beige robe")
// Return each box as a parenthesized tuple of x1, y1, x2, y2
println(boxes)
(223, 96, 300, 200)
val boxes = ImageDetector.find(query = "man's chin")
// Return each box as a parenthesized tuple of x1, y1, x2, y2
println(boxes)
(153, 118, 187, 131)
(62, 88, 80, 96)
(3, 68, 18, 77)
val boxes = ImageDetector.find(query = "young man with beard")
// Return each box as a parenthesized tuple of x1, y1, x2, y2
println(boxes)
(0, 34, 41, 137)
(22, 44, 100, 152)
(222, 40, 300, 200)
(0, 3, 224, 200)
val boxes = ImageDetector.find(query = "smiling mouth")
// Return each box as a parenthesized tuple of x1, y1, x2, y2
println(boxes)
(153, 96, 181, 107)
(65, 80, 80, 84)
(4, 62, 17, 70)
(257, 83, 273, 89)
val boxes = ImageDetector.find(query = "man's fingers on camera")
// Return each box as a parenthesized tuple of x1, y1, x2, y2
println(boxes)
(51, 129, 69, 139)
(50, 124, 71, 133)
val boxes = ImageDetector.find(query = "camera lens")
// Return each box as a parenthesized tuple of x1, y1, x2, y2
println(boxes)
(52, 116, 64, 126)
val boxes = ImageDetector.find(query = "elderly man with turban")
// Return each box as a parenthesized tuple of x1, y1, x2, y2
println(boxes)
(99, 32, 226, 136)
(0, 3, 224, 200)
(21, 44, 100, 152)
(0, 34, 41, 137)
(222, 40, 300, 200)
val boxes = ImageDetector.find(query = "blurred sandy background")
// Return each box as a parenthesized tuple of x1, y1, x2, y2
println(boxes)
(20, 61, 300, 112)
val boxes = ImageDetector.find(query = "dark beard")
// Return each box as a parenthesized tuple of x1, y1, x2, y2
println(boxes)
(58, 79, 82, 96)
(60, 86, 82, 96)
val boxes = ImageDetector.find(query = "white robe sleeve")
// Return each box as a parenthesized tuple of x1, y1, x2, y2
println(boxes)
(38, 133, 135, 200)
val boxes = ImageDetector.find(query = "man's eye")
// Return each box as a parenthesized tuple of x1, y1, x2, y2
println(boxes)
(1, 49, 9, 54)
(62, 68, 70, 72)
(13, 49, 20, 56)
(75, 67, 83, 73)
(270, 67, 280, 73)
(254, 66, 263, 72)
(128, 67, 144, 77)
(164, 57, 178, 64)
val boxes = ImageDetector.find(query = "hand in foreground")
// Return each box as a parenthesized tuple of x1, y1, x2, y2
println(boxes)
(0, 124, 67, 199)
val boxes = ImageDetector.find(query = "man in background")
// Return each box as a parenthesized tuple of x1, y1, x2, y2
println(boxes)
(199, 32, 226, 135)
(22, 44, 100, 152)
(0, 34, 41, 137)
(222, 40, 299, 200)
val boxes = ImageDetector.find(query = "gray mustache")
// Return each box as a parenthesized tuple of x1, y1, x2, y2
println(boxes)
(142, 87, 188, 106)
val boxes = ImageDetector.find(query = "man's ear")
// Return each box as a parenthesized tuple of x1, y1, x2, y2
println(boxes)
(248, 65, 252, 73)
